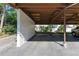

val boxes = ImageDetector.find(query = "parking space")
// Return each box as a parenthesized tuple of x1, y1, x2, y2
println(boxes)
(28, 33, 79, 42)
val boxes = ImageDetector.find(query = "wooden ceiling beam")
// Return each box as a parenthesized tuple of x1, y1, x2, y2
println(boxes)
(66, 13, 79, 21)
(51, 3, 78, 23)
(22, 9, 79, 15)
(16, 4, 66, 9)
(10, 3, 79, 24)
(19, 7, 79, 9)
(22, 8, 79, 11)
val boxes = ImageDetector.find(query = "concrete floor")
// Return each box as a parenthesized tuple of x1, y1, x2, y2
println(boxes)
(0, 35, 16, 52)
(0, 34, 79, 56)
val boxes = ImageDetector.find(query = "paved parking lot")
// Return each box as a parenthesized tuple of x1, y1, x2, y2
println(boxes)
(0, 34, 79, 56)
(29, 34, 79, 41)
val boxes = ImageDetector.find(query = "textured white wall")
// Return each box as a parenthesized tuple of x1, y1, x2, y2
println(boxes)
(17, 9, 35, 47)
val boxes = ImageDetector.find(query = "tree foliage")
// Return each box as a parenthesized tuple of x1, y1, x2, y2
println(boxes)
(0, 3, 17, 34)
(38, 25, 52, 32)
(3, 8, 17, 34)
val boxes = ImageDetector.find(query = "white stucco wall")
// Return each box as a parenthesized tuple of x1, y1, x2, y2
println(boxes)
(16, 9, 35, 47)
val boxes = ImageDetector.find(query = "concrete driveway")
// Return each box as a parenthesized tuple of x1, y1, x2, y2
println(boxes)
(0, 35, 16, 54)
(0, 34, 79, 56)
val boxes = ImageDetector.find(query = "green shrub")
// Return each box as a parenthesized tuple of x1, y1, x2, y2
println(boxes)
(3, 25, 16, 34)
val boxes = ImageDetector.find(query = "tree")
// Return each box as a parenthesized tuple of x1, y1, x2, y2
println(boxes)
(3, 9, 17, 34)
(0, 4, 6, 33)
(0, 3, 16, 34)
(57, 25, 64, 32)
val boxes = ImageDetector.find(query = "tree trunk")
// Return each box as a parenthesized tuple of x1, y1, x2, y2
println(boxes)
(0, 4, 6, 33)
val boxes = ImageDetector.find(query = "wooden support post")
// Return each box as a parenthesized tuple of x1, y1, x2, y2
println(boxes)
(63, 11, 67, 48)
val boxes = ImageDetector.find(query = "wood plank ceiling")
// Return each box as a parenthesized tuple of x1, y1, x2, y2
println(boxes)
(11, 3, 79, 24)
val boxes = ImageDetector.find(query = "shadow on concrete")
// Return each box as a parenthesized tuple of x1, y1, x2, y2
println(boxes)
(28, 34, 79, 42)
(54, 41, 64, 47)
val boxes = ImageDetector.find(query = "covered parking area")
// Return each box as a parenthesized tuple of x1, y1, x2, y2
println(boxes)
(11, 3, 79, 47)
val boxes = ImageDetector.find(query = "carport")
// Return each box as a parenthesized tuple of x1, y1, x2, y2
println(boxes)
(11, 3, 79, 47)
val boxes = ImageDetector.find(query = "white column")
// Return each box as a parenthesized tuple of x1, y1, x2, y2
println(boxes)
(16, 9, 25, 47)
(16, 9, 35, 47)
(16, 9, 20, 47)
